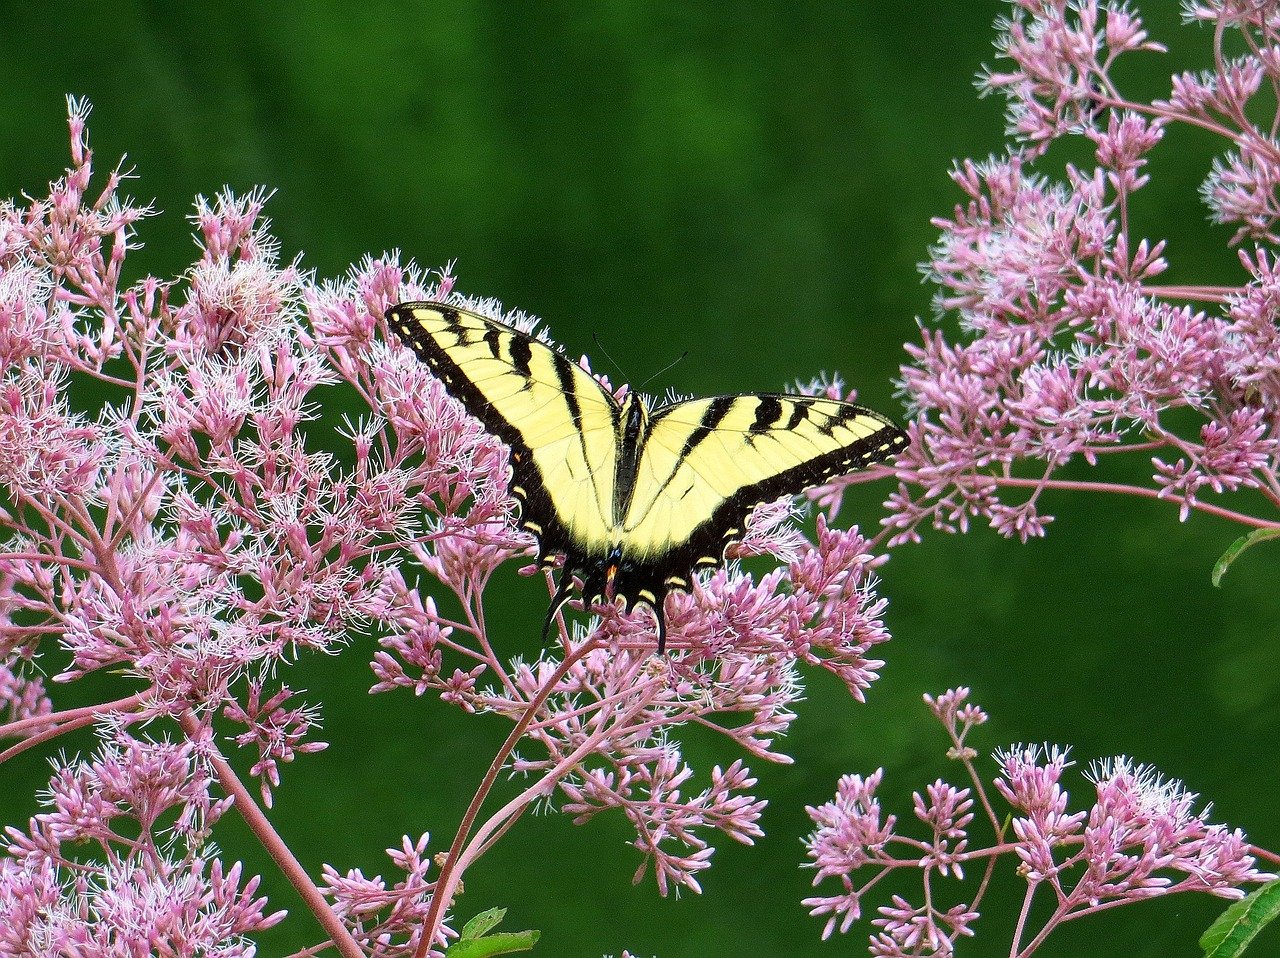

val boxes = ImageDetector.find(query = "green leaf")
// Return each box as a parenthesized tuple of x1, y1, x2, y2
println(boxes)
(460, 907, 507, 940)
(446, 930, 541, 958)
(1212, 529, 1280, 588)
(1200, 880, 1280, 957)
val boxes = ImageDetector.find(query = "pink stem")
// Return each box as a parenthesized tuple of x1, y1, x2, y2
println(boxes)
(416, 637, 600, 957)
(455, 689, 656, 877)
(0, 690, 151, 741)
(1015, 902, 1069, 958)
(1139, 284, 1236, 303)
(1009, 883, 1038, 958)
(1252, 844, 1280, 866)
(993, 476, 1280, 529)
(178, 713, 364, 958)
(0, 711, 102, 766)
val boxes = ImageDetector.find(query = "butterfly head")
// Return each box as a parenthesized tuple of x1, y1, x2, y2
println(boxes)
(620, 390, 649, 436)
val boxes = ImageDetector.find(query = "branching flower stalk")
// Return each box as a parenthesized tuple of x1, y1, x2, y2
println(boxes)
(800, 1, 1280, 955)
(1, 99, 893, 955)
(802, 689, 1277, 958)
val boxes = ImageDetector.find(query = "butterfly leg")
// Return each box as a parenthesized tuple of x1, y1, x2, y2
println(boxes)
(542, 562, 577, 644)
(652, 600, 667, 655)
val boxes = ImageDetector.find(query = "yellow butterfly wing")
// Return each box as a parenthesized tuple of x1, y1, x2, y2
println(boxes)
(622, 395, 906, 580)
(387, 303, 621, 563)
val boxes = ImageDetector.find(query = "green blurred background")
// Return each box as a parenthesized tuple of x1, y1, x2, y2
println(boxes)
(3, 2, 1278, 956)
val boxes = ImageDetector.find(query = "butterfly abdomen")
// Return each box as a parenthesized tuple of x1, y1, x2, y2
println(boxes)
(611, 394, 649, 527)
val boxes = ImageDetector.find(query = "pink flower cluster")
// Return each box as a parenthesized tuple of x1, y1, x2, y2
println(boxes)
(1, 99, 897, 955)
(1, 729, 283, 957)
(320, 833, 444, 956)
(799, 6, 1280, 952)
(821, 0, 1280, 547)
(803, 689, 1272, 957)
(370, 513, 891, 925)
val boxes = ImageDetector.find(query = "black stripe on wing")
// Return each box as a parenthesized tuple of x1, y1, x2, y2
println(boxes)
(389, 304, 531, 450)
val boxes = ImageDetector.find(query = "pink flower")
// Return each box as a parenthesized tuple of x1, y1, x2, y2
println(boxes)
(0, 658, 50, 727)
(1, 731, 280, 957)
(870, 897, 978, 957)
(1083, 757, 1268, 900)
(870, 0, 1280, 555)
(913, 782, 974, 878)
(223, 682, 328, 807)
(804, 691, 1272, 953)
(809, 769, 896, 875)
(321, 833, 456, 957)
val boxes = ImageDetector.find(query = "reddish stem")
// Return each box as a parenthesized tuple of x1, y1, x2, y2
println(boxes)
(1015, 901, 1070, 958)
(415, 637, 600, 957)
(0, 690, 151, 741)
(178, 713, 365, 958)
(1008, 883, 1038, 958)
(456, 683, 658, 878)
(1252, 845, 1280, 866)
(993, 476, 1280, 529)
(0, 711, 102, 766)
(1139, 284, 1236, 303)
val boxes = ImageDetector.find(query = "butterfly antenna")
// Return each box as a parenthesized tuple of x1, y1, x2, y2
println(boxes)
(637, 351, 689, 392)
(591, 333, 630, 383)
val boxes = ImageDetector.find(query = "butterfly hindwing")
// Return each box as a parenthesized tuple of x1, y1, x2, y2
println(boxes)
(387, 303, 621, 562)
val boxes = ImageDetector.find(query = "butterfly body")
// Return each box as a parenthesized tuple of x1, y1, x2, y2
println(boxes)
(389, 302, 906, 651)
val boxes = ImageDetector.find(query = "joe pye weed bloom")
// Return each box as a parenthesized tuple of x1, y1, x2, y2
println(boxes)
(3, 1, 1279, 956)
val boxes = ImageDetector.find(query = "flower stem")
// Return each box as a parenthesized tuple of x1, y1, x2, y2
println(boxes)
(416, 636, 600, 957)
(1253, 845, 1280, 866)
(0, 689, 150, 741)
(0, 711, 101, 766)
(456, 684, 655, 877)
(1015, 902, 1068, 958)
(993, 476, 1280, 529)
(178, 713, 364, 958)
(1009, 883, 1037, 958)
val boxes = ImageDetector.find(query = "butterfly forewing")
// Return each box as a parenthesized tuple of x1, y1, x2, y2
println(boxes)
(388, 303, 621, 557)
(622, 395, 905, 567)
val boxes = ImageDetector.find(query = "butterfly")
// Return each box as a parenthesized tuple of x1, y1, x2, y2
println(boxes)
(388, 302, 907, 652)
